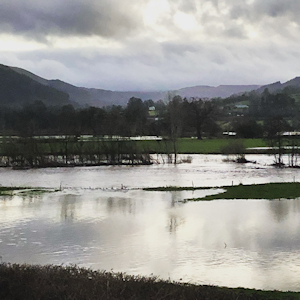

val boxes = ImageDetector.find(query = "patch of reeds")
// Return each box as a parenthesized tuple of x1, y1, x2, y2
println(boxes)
(0, 263, 298, 300)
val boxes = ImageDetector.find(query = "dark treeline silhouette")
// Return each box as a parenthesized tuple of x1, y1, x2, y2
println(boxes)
(1, 89, 300, 139)
(0, 97, 219, 138)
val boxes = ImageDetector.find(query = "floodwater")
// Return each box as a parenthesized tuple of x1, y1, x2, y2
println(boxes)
(1, 154, 300, 292)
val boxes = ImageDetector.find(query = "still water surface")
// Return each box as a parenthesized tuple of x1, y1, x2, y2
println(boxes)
(1, 155, 300, 291)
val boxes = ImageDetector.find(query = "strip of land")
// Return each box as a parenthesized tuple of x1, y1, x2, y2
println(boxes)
(0, 187, 57, 196)
(144, 182, 300, 200)
(0, 264, 298, 300)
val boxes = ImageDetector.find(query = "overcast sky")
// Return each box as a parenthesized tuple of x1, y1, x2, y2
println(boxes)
(1, 0, 300, 91)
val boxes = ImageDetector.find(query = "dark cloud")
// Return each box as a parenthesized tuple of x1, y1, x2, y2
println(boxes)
(0, 0, 144, 40)
(2, 0, 299, 42)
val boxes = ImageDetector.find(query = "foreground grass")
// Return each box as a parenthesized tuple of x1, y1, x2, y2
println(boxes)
(144, 183, 300, 201)
(0, 264, 298, 300)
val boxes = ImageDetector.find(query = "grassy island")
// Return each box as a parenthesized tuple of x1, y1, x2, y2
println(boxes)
(0, 264, 298, 300)
(144, 182, 300, 201)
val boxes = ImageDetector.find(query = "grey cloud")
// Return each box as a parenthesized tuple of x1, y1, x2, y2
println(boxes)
(224, 26, 245, 38)
(227, 0, 300, 26)
(3, 34, 300, 91)
(161, 42, 199, 57)
(252, 0, 300, 18)
(0, 0, 144, 40)
(173, 0, 197, 13)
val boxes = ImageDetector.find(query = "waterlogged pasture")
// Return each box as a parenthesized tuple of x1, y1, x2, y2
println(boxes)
(1, 155, 300, 292)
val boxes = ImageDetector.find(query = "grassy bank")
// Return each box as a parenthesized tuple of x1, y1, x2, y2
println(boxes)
(144, 182, 300, 201)
(0, 264, 298, 300)
(143, 186, 209, 191)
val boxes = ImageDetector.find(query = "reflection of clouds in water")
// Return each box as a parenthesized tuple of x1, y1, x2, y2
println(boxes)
(1, 180, 300, 290)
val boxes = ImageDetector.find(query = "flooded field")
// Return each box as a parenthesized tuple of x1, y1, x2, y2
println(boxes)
(1, 155, 300, 291)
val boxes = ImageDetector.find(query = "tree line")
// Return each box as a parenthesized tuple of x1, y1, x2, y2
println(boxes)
(0, 86, 300, 140)
(0, 96, 218, 138)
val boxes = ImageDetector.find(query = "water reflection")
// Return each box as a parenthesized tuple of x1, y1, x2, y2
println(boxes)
(1, 156, 300, 291)
(168, 191, 185, 234)
(269, 200, 290, 222)
(60, 195, 78, 221)
(106, 197, 136, 215)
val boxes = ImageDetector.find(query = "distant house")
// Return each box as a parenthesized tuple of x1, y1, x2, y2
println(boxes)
(235, 104, 249, 109)
(235, 104, 249, 114)
(148, 106, 156, 116)
(223, 131, 237, 137)
(148, 106, 159, 121)
(282, 132, 300, 136)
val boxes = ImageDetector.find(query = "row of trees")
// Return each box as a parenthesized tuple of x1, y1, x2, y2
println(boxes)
(1, 92, 300, 141)
(0, 96, 218, 139)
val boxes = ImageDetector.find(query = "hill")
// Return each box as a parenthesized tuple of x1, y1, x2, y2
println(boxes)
(0, 64, 70, 107)
(256, 77, 300, 94)
(10, 65, 262, 107)
(176, 84, 260, 99)
(7, 64, 300, 107)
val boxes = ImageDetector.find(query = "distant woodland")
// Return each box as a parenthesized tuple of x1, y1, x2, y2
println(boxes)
(0, 88, 299, 140)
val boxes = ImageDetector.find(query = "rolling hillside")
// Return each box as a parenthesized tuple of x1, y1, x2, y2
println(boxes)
(5, 64, 300, 108)
(0, 64, 70, 107)
(10, 65, 261, 107)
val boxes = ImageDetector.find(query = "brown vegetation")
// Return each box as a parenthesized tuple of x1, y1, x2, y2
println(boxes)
(0, 264, 298, 300)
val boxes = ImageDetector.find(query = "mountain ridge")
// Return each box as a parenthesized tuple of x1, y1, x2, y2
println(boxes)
(10, 65, 262, 106)
(0, 64, 70, 107)
(7, 64, 300, 107)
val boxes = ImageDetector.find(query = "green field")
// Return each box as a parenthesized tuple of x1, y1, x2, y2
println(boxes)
(0, 264, 298, 300)
(0, 137, 268, 156)
(137, 138, 267, 154)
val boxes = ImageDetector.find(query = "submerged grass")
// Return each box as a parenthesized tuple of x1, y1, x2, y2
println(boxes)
(144, 183, 300, 201)
(0, 263, 298, 300)
(0, 187, 57, 196)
